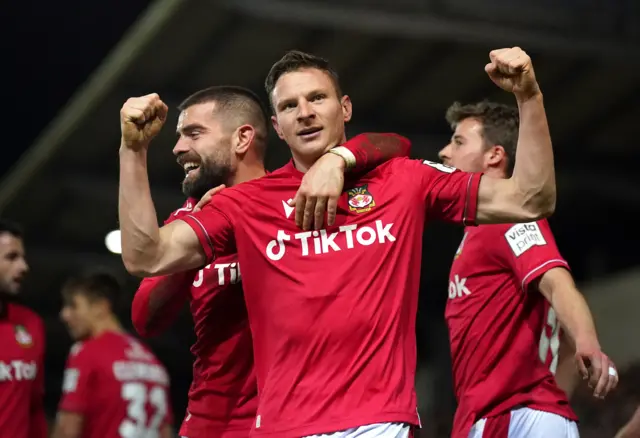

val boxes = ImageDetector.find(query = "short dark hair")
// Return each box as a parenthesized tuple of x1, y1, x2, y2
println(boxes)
(265, 50, 342, 108)
(0, 219, 23, 239)
(61, 270, 122, 310)
(445, 100, 519, 177)
(178, 85, 269, 157)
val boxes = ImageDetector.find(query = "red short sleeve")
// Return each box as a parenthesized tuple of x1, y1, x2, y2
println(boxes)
(400, 159, 482, 225)
(500, 219, 570, 291)
(58, 345, 93, 414)
(180, 193, 236, 263)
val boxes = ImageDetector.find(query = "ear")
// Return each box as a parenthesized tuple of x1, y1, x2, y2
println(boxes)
(341, 95, 353, 123)
(486, 145, 507, 168)
(271, 115, 285, 140)
(232, 124, 256, 155)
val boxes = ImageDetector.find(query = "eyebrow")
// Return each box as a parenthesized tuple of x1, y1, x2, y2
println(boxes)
(177, 123, 206, 135)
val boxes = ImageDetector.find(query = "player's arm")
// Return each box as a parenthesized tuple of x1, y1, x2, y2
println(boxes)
(118, 94, 222, 277)
(54, 347, 92, 438)
(615, 406, 640, 438)
(553, 330, 580, 398)
(52, 412, 84, 438)
(131, 274, 192, 337)
(537, 267, 618, 398)
(474, 49, 555, 224)
(29, 317, 47, 438)
(294, 132, 412, 230)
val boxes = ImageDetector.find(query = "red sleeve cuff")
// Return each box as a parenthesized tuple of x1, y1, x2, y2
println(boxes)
(463, 173, 483, 226)
(521, 259, 570, 291)
(180, 215, 215, 262)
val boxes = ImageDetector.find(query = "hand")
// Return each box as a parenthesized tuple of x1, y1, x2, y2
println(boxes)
(192, 184, 226, 212)
(575, 341, 618, 399)
(291, 153, 345, 230)
(485, 47, 540, 101)
(120, 93, 168, 151)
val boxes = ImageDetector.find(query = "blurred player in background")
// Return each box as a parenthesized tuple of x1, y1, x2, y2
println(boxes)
(53, 271, 173, 438)
(118, 47, 558, 438)
(438, 100, 617, 437)
(130, 85, 412, 438)
(0, 219, 47, 438)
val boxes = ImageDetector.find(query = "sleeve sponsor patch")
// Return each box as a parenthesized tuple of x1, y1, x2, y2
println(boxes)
(62, 368, 79, 393)
(505, 222, 547, 256)
(422, 160, 456, 173)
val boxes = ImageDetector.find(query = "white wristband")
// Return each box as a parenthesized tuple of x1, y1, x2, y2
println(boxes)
(328, 146, 356, 169)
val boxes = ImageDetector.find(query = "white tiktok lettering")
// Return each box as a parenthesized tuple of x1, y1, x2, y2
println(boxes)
(266, 220, 396, 261)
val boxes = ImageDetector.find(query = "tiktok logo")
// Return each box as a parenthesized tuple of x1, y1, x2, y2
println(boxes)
(193, 263, 241, 287)
(265, 220, 396, 261)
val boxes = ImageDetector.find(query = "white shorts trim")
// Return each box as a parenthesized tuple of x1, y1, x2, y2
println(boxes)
(469, 407, 579, 438)
(304, 422, 410, 438)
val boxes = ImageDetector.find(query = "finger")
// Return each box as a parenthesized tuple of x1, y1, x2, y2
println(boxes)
(302, 196, 317, 231)
(489, 48, 508, 63)
(314, 196, 327, 230)
(126, 108, 147, 124)
(575, 356, 589, 380)
(294, 193, 305, 228)
(603, 363, 619, 397)
(156, 101, 169, 122)
(326, 197, 338, 227)
(588, 356, 603, 394)
(593, 360, 609, 398)
(485, 63, 496, 74)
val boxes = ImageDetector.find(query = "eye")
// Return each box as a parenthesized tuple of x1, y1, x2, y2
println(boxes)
(311, 94, 326, 102)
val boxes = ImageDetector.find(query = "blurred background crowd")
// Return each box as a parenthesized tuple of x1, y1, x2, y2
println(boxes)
(3, 0, 640, 436)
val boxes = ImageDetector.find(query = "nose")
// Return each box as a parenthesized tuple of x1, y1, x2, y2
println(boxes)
(296, 100, 315, 121)
(172, 137, 190, 156)
(438, 144, 452, 163)
(60, 307, 70, 323)
(20, 258, 29, 275)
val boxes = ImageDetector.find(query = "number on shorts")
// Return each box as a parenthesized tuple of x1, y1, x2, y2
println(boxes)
(538, 307, 560, 374)
(119, 382, 168, 438)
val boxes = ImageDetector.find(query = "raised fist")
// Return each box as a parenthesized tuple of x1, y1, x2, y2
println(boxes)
(485, 47, 540, 100)
(120, 93, 168, 151)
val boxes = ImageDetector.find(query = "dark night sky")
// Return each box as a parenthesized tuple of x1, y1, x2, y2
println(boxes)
(2, 0, 152, 177)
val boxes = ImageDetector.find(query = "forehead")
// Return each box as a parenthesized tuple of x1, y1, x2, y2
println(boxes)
(177, 101, 218, 129)
(454, 117, 484, 138)
(0, 233, 24, 255)
(272, 68, 335, 101)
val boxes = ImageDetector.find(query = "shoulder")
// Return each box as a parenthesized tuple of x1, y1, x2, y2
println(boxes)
(9, 303, 44, 331)
(165, 198, 198, 223)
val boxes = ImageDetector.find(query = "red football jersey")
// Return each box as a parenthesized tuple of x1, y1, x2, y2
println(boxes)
(134, 198, 257, 437)
(0, 303, 46, 438)
(58, 331, 172, 438)
(182, 158, 481, 437)
(446, 219, 577, 438)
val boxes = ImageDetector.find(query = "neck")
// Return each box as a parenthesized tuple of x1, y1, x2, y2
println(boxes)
(483, 166, 508, 179)
(228, 159, 267, 186)
(90, 316, 123, 338)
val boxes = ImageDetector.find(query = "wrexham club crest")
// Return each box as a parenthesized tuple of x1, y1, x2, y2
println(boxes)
(14, 325, 33, 348)
(347, 185, 375, 213)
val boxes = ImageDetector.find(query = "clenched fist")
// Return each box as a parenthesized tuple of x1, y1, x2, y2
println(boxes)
(120, 93, 168, 151)
(485, 47, 540, 100)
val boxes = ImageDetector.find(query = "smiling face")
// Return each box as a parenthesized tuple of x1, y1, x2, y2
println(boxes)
(270, 67, 352, 169)
(172, 101, 232, 199)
